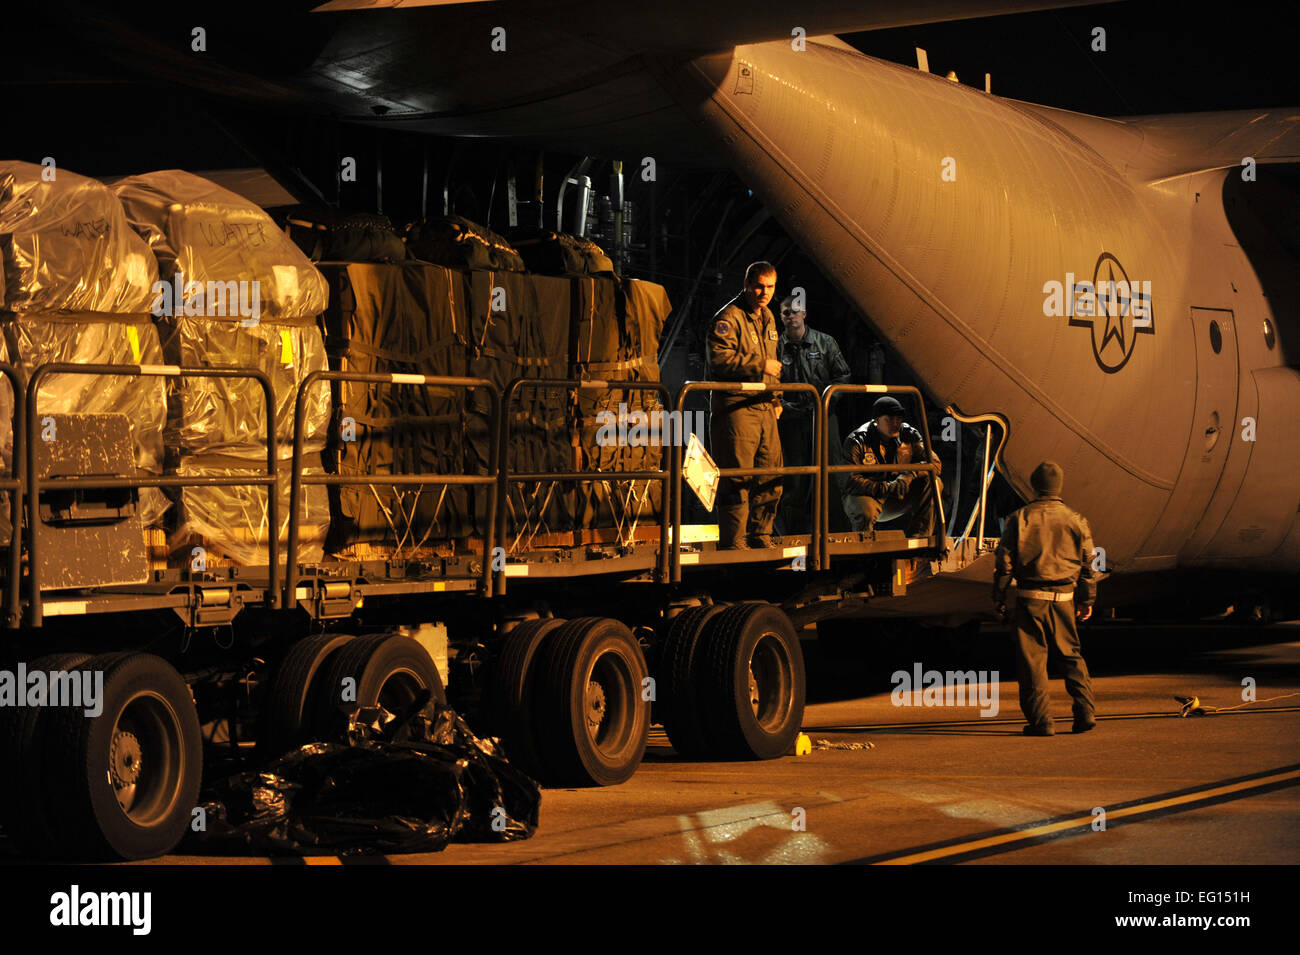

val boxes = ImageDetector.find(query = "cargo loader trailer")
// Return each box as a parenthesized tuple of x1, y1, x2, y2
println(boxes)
(1, 365, 964, 859)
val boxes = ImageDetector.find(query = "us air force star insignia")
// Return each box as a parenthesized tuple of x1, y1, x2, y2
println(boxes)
(1068, 252, 1155, 374)
(715, 321, 730, 335)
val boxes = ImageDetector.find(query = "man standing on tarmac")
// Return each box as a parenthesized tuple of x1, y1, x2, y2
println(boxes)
(775, 294, 850, 535)
(707, 262, 783, 549)
(991, 461, 1099, 736)
(841, 395, 941, 536)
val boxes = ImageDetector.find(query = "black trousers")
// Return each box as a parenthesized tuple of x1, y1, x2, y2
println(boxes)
(1013, 598, 1095, 727)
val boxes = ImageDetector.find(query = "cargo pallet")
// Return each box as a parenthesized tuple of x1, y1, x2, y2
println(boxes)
(1, 363, 963, 859)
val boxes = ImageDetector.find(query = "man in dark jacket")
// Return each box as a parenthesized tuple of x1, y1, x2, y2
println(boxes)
(706, 262, 784, 548)
(841, 395, 941, 537)
(775, 295, 850, 534)
(992, 461, 1099, 736)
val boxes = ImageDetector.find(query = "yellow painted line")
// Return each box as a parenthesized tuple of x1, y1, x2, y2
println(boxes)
(874, 766, 1300, 865)
(825, 706, 1300, 732)
(303, 857, 343, 865)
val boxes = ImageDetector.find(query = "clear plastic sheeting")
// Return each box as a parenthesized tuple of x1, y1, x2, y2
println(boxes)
(0, 161, 159, 314)
(112, 170, 327, 322)
(184, 698, 539, 856)
(170, 458, 328, 566)
(154, 317, 330, 460)
(0, 316, 170, 527)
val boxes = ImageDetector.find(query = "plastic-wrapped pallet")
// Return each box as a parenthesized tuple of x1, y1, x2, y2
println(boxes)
(168, 457, 330, 569)
(317, 260, 472, 555)
(151, 317, 330, 459)
(569, 275, 671, 534)
(0, 161, 157, 314)
(0, 161, 169, 537)
(113, 170, 330, 565)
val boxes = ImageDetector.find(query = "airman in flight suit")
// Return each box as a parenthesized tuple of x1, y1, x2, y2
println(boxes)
(841, 395, 942, 537)
(775, 295, 851, 534)
(992, 461, 1099, 736)
(706, 261, 783, 549)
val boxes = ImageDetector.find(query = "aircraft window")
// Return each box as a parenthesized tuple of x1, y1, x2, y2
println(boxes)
(1264, 318, 1276, 349)
(1209, 320, 1222, 354)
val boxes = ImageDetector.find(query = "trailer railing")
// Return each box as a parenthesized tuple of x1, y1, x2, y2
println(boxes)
(820, 383, 944, 571)
(671, 382, 824, 583)
(0, 364, 24, 628)
(5, 363, 948, 626)
(284, 371, 502, 606)
(22, 363, 279, 627)
(496, 377, 673, 591)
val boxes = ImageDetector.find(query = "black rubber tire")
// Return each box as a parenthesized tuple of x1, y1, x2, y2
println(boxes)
(312, 632, 445, 740)
(535, 617, 649, 787)
(490, 618, 565, 777)
(0, 652, 92, 857)
(657, 605, 727, 760)
(697, 603, 806, 760)
(43, 652, 203, 860)
(258, 633, 356, 759)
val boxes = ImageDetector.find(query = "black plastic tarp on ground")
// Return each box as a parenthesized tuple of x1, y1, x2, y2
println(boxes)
(185, 699, 539, 856)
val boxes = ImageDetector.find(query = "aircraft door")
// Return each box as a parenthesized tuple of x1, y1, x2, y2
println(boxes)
(1181, 307, 1241, 555)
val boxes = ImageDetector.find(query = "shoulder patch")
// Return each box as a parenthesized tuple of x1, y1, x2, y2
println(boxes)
(768, 328, 778, 339)
(714, 320, 730, 335)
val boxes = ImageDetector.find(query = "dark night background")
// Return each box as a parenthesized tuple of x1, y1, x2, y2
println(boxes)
(852, 2, 1299, 114)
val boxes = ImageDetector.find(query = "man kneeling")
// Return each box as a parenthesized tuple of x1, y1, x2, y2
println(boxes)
(841, 396, 942, 536)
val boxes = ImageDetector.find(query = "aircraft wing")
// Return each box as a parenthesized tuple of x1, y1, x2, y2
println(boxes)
(310, 0, 1111, 47)
(1011, 101, 1300, 183)
(23, 1, 1111, 164)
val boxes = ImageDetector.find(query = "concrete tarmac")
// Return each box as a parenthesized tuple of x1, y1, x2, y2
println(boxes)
(2, 620, 1294, 866)
(134, 619, 1300, 866)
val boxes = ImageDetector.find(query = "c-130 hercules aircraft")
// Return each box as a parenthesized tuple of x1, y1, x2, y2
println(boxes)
(293, 0, 1299, 610)
(12, 0, 1297, 611)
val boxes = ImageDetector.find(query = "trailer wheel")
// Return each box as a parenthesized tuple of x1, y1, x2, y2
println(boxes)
(698, 603, 805, 760)
(490, 618, 565, 776)
(536, 617, 649, 786)
(313, 632, 445, 740)
(44, 652, 203, 860)
(0, 652, 92, 857)
(259, 633, 356, 759)
(658, 605, 727, 759)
